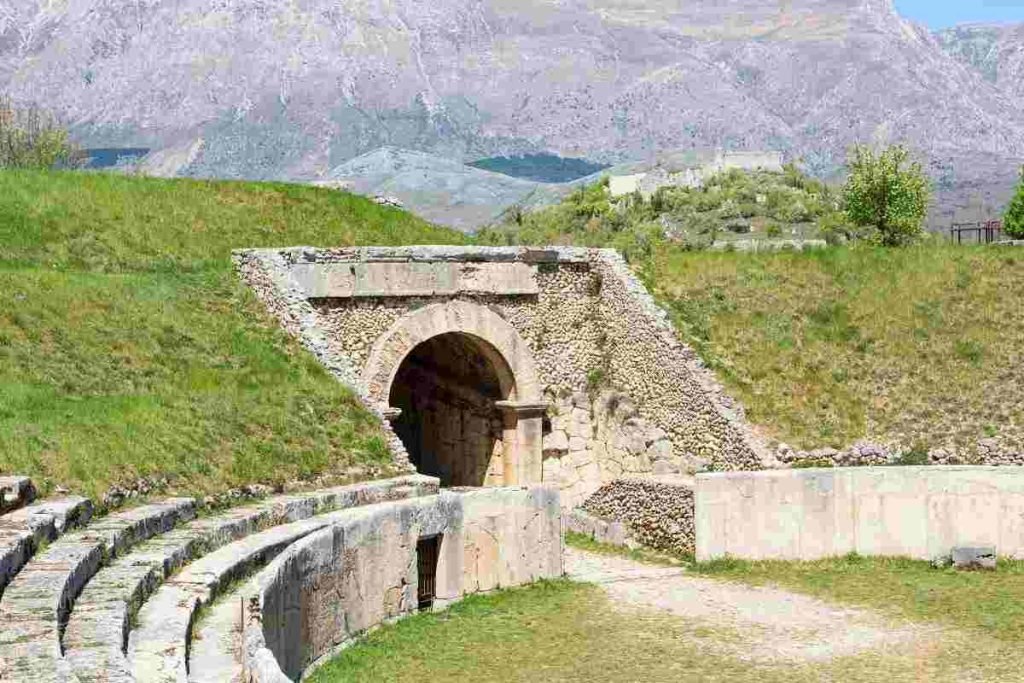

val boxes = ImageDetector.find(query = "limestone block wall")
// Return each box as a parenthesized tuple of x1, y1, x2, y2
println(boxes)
(246, 487, 562, 681)
(235, 246, 766, 506)
(696, 467, 1024, 562)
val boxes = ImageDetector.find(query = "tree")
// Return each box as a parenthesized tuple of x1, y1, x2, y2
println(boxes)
(1005, 167, 1024, 239)
(842, 144, 931, 246)
(0, 95, 80, 170)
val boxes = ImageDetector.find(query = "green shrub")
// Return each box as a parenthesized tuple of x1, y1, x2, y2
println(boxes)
(894, 446, 930, 466)
(842, 144, 931, 246)
(0, 95, 80, 169)
(1005, 167, 1024, 239)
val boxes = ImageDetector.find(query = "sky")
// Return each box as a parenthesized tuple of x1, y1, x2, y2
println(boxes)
(894, 0, 1024, 28)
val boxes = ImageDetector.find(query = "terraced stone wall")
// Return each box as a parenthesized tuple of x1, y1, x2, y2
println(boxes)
(246, 486, 562, 681)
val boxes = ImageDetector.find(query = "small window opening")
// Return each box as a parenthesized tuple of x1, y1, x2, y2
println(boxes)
(417, 535, 441, 611)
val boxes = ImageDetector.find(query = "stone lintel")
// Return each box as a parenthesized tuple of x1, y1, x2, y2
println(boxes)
(494, 401, 550, 418)
(291, 261, 540, 298)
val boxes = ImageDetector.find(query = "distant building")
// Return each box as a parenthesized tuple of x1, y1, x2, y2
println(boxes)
(608, 150, 784, 198)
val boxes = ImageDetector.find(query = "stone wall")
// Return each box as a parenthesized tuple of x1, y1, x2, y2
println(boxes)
(235, 246, 766, 506)
(245, 486, 562, 681)
(582, 478, 696, 556)
(696, 466, 1024, 562)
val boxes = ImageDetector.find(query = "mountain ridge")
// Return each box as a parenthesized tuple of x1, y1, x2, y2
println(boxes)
(1, 0, 1023, 227)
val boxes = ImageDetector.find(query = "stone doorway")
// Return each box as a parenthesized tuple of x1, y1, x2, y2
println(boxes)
(389, 333, 511, 487)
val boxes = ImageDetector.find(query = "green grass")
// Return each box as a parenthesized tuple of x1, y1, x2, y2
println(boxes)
(567, 531, 1024, 645)
(650, 244, 1024, 451)
(0, 169, 464, 499)
(308, 573, 1024, 682)
(564, 531, 688, 566)
(693, 553, 1024, 643)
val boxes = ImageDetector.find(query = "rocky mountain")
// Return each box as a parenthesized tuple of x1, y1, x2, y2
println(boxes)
(2, 0, 1023, 228)
(936, 23, 1024, 102)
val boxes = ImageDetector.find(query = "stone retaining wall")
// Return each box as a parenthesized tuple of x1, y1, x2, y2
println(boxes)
(581, 477, 696, 556)
(696, 466, 1024, 562)
(244, 486, 562, 681)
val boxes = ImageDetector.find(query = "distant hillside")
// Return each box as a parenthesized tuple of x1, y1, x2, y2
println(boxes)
(320, 147, 579, 231)
(3, 0, 1024, 225)
(0, 169, 464, 500)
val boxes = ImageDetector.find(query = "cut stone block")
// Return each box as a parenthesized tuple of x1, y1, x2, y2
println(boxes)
(0, 477, 36, 515)
(952, 546, 997, 571)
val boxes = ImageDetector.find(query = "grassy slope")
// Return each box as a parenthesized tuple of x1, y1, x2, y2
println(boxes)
(0, 170, 464, 500)
(653, 245, 1024, 451)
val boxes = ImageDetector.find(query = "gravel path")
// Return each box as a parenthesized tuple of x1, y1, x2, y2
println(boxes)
(564, 548, 938, 664)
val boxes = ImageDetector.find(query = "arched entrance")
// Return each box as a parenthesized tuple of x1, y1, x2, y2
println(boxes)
(364, 301, 548, 488)
(388, 333, 509, 487)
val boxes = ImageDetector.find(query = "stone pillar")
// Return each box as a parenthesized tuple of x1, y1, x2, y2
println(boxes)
(495, 401, 549, 485)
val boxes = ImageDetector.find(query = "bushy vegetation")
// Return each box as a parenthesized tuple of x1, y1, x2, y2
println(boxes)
(1005, 167, 1024, 239)
(0, 95, 80, 170)
(0, 169, 464, 500)
(843, 144, 931, 246)
(478, 164, 847, 260)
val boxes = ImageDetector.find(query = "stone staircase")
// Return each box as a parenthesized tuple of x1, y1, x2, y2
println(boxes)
(0, 475, 438, 682)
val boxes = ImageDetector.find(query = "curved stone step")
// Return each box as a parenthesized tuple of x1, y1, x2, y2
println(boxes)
(0, 497, 93, 599)
(128, 518, 331, 682)
(0, 499, 196, 682)
(187, 576, 255, 683)
(63, 475, 436, 683)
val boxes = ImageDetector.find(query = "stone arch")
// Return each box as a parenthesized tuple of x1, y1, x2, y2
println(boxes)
(363, 300, 542, 406)
(364, 301, 547, 487)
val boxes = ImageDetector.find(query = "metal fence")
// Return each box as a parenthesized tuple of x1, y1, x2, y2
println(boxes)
(950, 220, 1003, 244)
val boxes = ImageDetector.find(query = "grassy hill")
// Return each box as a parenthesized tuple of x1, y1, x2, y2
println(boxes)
(0, 170, 464, 501)
(652, 246, 1024, 454)
(478, 167, 848, 259)
(488, 171, 1024, 458)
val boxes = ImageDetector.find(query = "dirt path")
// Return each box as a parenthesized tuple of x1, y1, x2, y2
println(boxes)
(564, 548, 939, 665)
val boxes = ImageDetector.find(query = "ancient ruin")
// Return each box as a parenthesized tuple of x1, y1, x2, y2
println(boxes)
(235, 246, 767, 508)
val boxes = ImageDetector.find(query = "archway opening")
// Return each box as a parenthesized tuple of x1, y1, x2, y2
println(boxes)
(388, 333, 513, 487)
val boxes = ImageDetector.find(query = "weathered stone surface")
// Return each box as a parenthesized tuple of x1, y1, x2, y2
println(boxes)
(583, 478, 696, 556)
(291, 261, 539, 298)
(64, 475, 436, 683)
(236, 247, 768, 508)
(0, 497, 92, 598)
(128, 518, 330, 683)
(952, 546, 997, 571)
(0, 477, 36, 515)
(542, 431, 569, 454)
(563, 509, 638, 549)
(697, 467, 1024, 562)
(244, 487, 562, 681)
(0, 498, 195, 682)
